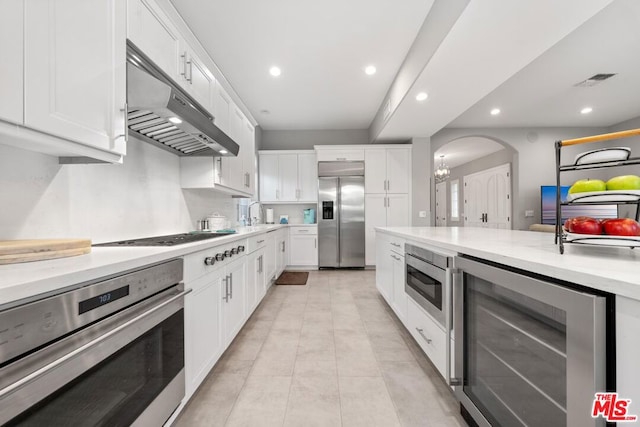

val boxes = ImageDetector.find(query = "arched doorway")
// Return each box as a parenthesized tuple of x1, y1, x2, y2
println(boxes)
(432, 135, 516, 229)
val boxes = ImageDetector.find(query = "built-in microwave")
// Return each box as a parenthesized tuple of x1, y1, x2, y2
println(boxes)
(405, 244, 452, 328)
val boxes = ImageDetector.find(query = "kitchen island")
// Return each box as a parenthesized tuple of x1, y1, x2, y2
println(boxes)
(376, 226, 640, 426)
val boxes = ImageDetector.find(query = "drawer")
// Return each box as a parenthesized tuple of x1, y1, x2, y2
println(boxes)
(316, 149, 364, 162)
(247, 234, 267, 253)
(289, 226, 317, 235)
(389, 237, 405, 255)
(183, 239, 248, 282)
(407, 298, 446, 379)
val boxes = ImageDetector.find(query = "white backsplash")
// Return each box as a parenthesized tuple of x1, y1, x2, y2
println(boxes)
(0, 138, 243, 243)
(263, 204, 317, 225)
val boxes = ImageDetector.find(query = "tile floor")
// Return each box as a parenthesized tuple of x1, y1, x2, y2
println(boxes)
(175, 270, 466, 427)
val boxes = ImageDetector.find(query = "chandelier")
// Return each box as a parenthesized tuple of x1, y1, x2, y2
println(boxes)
(434, 155, 450, 182)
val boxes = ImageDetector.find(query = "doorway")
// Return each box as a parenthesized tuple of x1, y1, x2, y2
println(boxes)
(463, 163, 511, 229)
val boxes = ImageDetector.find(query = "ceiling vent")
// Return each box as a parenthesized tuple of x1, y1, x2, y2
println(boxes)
(574, 73, 617, 87)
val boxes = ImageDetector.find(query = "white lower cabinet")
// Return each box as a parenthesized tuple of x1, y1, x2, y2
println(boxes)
(375, 233, 406, 320)
(246, 247, 266, 314)
(288, 227, 317, 266)
(265, 231, 277, 283)
(275, 229, 288, 278)
(391, 251, 407, 323)
(183, 234, 271, 402)
(375, 235, 393, 302)
(407, 298, 447, 379)
(222, 256, 246, 346)
(185, 270, 223, 396)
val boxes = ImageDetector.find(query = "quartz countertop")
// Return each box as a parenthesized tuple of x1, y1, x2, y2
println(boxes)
(377, 227, 640, 300)
(0, 224, 288, 309)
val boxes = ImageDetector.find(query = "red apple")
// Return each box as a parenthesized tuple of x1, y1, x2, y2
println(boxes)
(602, 218, 640, 236)
(564, 216, 601, 234)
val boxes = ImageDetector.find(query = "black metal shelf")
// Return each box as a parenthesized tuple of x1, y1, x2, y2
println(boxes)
(553, 128, 640, 254)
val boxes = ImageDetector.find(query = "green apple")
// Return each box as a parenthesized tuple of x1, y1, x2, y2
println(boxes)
(568, 179, 606, 194)
(606, 175, 640, 191)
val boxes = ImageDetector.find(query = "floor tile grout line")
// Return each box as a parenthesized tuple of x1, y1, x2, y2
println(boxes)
(223, 285, 282, 426)
(329, 273, 345, 427)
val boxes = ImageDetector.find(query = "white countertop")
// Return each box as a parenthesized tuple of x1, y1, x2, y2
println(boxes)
(377, 227, 640, 301)
(0, 224, 288, 309)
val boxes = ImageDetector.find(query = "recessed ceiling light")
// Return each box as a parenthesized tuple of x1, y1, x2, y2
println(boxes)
(269, 66, 281, 77)
(416, 92, 428, 101)
(581, 107, 593, 114)
(490, 108, 501, 116)
(260, 109, 271, 115)
(219, 149, 228, 154)
(168, 117, 182, 124)
(365, 65, 377, 75)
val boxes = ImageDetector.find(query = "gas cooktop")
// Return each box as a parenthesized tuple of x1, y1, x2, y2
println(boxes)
(94, 233, 230, 247)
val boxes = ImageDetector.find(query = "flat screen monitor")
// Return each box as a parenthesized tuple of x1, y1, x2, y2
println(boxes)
(540, 185, 618, 224)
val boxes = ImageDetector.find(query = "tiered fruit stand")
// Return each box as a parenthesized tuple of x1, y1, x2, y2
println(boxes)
(554, 128, 640, 254)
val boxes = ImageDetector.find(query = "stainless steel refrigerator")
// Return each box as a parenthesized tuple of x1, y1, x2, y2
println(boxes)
(317, 162, 365, 268)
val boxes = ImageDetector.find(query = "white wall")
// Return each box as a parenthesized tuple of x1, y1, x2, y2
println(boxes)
(261, 129, 369, 150)
(411, 137, 431, 226)
(262, 204, 317, 225)
(0, 137, 240, 243)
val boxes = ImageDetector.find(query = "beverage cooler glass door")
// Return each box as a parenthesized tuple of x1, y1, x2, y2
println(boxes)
(453, 256, 608, 427)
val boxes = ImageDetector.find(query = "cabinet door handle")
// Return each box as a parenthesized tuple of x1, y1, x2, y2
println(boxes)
(314, 238, 317, 249)
(189, 60, 193, 84)
(223, 276, 229, 302)
(181, 51, 189, 81)
(276, 189, 279, 200)
(229, 273, 233, 298)
(387, 197, 390, 207)
(387, 180, 390, 191)
(383, 197, 387, 208)
(415, 328, 432, 344)
(116, 103, 128, 141)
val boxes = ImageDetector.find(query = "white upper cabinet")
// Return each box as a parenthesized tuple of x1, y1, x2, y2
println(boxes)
(297, 153, 318, 202)
(242, 121, 256, 195)
(127, 0, 181, 84)
(259, 151, 318, 203)
(259, 154, 279, 202)
(0, 1, 23, 125)
(279, 154, 299, 201)
(365, 147, 410, 194)
(179, 45, 216, 116)
(213, 83, 232, 137)
(22, 0, 126, 158)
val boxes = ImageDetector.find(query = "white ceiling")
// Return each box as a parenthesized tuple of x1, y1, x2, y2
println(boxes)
(377, 0, 617, 140)
(170, 0, 434, 130)
(433, 137, 505, 169)
(449, 0, 640, 128)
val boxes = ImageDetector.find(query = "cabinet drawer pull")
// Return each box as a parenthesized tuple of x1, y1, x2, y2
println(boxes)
(257, 239, 265, 244)
(415, 328, 432, 344)
(391, 242, 401, 248)
(336, 157, 347, 161)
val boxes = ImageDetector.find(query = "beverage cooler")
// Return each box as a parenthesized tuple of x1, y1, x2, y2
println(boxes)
(452, 256, 615, 427)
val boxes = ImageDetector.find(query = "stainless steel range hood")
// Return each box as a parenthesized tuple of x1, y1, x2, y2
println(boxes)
(126, 42, 239, 157)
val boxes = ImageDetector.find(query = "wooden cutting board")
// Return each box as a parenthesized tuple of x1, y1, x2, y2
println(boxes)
(0, 239, 92, 265)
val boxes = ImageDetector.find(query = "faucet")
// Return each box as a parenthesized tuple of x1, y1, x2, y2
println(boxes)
(247, 201, 262, 226)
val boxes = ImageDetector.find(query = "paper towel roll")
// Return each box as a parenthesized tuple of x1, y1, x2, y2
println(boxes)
(266, 208, 274, 224)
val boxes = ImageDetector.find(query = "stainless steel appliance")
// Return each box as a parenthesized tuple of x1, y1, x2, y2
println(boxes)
(0, 259, 190, 426)
(126, 41, 239, 157)
(405, 244, 453, 328)
(318, 161, 365, 268)
(453, 256, 612, 427)
(94, 232, 234, 247)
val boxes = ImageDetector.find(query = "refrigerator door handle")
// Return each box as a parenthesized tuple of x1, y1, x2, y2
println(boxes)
(336, 178, 341, 265)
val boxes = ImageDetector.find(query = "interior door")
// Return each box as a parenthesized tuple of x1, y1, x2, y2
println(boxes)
(464, 174, 486, 228)
(339, 176, 365, 267)
(318, 177, 339, 267)
(486, 164, 511, 229)
(435, 182, 447, 226)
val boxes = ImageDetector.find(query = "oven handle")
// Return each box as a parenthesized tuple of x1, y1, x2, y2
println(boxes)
(0, 287, 192, 400)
